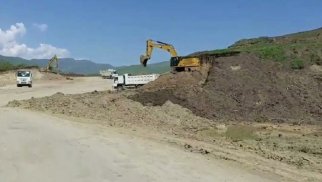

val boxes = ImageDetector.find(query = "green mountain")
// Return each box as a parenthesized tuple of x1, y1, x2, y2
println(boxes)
(116, 61, 170, 75)
(0, 54, 170, 75)
(0, 55, 114, 74)
(30, 58, 114, 75)
(0, 55, 32, 65)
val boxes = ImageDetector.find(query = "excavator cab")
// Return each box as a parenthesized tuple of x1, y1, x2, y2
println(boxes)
(170, 57, 180, 67)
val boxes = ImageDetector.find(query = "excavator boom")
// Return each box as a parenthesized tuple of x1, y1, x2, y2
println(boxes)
(40, 55, 59, 73)
(140, 39, 178, 66)
(140, 39, 201, 71)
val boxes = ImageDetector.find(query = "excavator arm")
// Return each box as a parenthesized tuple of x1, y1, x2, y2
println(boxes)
(46, 55, 59, 72)
(140, 39, 178, 66)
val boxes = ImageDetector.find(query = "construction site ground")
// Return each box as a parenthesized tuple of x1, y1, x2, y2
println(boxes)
(1, 67, 322, 181)
(0, 75, 279, 182)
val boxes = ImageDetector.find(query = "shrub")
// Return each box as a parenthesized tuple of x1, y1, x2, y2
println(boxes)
(257, 46, 286, 62)
(310, 54, 322, 65)
(0, 62, 37, 72)
(291, 58, 304, 69)
(0, 62, 15, 72)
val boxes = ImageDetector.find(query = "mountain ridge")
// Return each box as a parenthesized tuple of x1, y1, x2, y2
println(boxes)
(0, 55, 114, 75)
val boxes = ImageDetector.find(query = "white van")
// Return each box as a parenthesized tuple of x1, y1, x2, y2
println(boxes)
(16, 70, 32, 87)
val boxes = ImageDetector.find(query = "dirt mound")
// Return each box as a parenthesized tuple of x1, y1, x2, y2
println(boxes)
(131, 53, 322, 123)
(7, 91, 213, 136)
(7, 90, 322, 176)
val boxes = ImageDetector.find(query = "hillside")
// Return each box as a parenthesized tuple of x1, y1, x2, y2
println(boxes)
(0, 55, 113, 75)
(132, 27, 322, 123)
(196, 27, 322, 69)
(116, 61, 170, 75)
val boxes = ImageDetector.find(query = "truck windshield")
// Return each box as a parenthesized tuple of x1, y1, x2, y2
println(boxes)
(17, 71, 31, 77)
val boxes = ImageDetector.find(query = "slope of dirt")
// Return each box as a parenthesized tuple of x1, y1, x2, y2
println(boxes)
(130, 53, 322, 123)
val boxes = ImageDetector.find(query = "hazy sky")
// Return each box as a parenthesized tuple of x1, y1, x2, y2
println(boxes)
(0, 0, 321, 66)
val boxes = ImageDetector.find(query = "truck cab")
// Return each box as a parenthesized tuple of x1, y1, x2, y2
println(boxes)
(16, 70, 32, 87)
(113, 74, 123, 89)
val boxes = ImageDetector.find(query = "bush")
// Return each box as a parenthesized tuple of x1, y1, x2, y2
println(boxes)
(291, 59, 304, 69)
(257, 46, 286, 62)
(0, 62, 37, 72)
(0, 62, 15, 72)
(310, 54, 322, 65)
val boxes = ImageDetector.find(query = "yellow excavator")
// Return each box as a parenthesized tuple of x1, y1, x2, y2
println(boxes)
(40, 55, 59, 73)
(140, 39, 201, 71)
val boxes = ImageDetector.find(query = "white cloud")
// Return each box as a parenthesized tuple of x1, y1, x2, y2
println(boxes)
(33, 23, 48, 32)
(0, 23, 69, 59)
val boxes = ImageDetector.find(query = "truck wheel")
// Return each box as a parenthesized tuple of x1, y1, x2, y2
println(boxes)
(17, 84, 21, 87)
(28, 84, 32, 88)
(117, 86, 123, 91)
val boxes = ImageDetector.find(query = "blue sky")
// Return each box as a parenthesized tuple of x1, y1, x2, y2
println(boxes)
(0, 0, 321, 66)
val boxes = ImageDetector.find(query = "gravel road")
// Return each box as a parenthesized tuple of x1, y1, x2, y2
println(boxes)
(0, 77, 279, 182)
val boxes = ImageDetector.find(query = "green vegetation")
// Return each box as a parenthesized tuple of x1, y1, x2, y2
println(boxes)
(291, 58, 305, 69)
(199, 48, 235, 55)
(255, 46, 286, 62)
(0, 61, 37, 72)
(310, 54, 322, 65)
(204, 27, 322, 70)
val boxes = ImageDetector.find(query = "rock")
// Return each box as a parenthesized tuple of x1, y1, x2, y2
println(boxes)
(216, 124, 227, 133)
(184, 144, 192, 149)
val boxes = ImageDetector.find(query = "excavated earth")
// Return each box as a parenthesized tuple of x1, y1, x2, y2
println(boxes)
(6, 53, 322, 180)
(131, 53, 322, 123)
(7, 86, 322, 178)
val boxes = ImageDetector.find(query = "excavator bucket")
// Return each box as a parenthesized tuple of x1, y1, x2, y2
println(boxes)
(140, 55, 149, 67)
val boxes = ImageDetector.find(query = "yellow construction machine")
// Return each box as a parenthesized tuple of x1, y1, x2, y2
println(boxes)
(40, 55, 59, 73)
(140, 39, 201, 71)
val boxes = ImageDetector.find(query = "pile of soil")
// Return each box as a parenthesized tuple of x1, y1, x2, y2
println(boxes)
(7, 91, 213, 135)
(130, 53, 322, 123)
(7, 90, 322, 174)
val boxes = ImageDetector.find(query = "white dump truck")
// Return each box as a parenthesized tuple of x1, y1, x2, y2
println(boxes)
(16, 70, 33, 87)
(113, 73, 159, 89)
(99, 69, 117, 79)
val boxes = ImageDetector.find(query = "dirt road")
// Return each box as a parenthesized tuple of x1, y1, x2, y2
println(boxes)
(0, 77, 279, 182)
